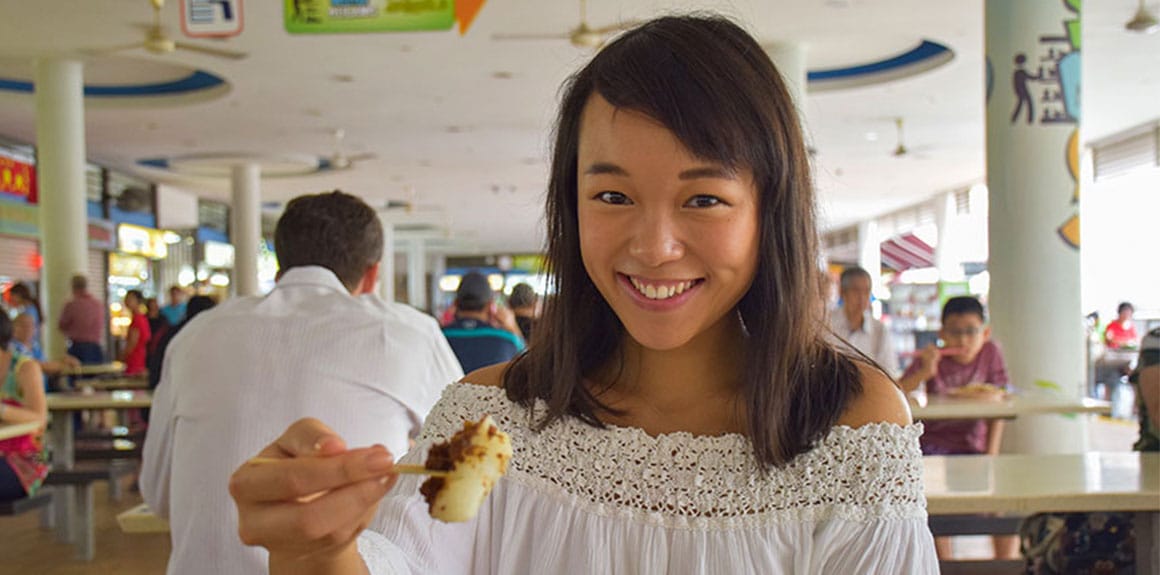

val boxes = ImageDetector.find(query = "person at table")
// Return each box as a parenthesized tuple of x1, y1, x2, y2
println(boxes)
(58, 274, 107, 365)
(507, 282, 540, 343)
(899, 295, 1014, 559)
(119, 290, 151, 377)
(442, 272, 525, 373)
(1103, 301, 1139, 350)
(1132, 326, 1159, 451)
(227, 16, 938, 575)
(0, 313, 48, 501)
(142, 190, 463, 575)
(829, 266, 899, 376)
(11, 313, 79, 386)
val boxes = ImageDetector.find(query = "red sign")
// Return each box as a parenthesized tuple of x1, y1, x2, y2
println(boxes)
(0, 156, 36, 203)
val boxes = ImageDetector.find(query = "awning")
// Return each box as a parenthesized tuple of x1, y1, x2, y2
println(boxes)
(881, 233, 935, 271)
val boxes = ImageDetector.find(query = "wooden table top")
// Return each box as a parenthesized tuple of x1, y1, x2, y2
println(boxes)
(924, 452, 1160, 515)
(61, 362, 125, 376)
(46, 390, 153, 411)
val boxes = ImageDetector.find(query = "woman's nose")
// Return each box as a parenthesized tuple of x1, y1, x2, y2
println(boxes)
(628, 212, 685, 267)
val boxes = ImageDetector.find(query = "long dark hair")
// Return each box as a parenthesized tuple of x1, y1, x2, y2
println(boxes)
(503, 14, 864, 468)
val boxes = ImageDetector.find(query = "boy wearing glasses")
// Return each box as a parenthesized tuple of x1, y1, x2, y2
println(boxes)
(899, 296, 1011, 456)
(900, 296, 1015, 560)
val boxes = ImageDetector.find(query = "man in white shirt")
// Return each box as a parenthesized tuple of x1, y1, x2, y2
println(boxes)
(142, 191, 463, 575)
(828, 266, 899, 377)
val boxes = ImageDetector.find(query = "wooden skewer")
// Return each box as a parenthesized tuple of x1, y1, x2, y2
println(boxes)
(247, 457, 450, 477)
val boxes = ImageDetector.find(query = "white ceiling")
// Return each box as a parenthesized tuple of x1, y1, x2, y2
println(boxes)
(0, 0, 1156, 254)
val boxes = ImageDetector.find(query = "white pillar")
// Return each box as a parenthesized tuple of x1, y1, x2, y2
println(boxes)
(766, 42, 809, 139)
(857, 220, 884, 319)
(230, 163, 261, 297)
(378, 220, 395, 302)
(35, 59, 89, 358)
(986, 0, 1086, 453)
(406, 240, 427, 311)
(429, 253, 446, 314)
(932, 191, 962, 281)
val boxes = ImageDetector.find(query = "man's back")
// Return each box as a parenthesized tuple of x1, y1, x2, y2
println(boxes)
(442, 316, 523, 373)
(141, 267, 462, 575)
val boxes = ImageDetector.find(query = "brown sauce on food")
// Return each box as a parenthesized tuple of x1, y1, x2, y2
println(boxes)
(419, 419, 484, 511)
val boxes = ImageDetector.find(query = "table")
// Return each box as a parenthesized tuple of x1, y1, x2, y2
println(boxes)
(925, 452, 1159, 572)
(61, 362, 125, 377)
(116, 503, 170, 534)
(75, 377, 150, 391)
(0, 420, 40, 441)
(44, 390, 152, 548)
(911, 394, 1111, 421)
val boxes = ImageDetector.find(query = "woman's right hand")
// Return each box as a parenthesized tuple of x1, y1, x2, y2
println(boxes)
(229, 418, 400, 573)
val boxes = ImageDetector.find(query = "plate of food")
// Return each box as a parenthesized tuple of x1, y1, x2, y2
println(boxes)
(947, 382, 1008, 400)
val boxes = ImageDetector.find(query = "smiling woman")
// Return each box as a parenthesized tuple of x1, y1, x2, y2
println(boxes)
(228, 14, 937, 575)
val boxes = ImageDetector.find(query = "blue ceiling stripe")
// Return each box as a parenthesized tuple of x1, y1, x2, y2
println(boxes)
(0, 70, 225, 97)
(807, 40, 952, 82)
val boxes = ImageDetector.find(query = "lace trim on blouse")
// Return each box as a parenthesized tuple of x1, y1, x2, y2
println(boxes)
(417, 383, 927, 530)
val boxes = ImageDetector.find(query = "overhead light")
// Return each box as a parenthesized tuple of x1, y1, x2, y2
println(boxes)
(1126, 0, 1160, 33)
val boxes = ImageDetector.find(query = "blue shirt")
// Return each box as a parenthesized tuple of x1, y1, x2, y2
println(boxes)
(161, 303, 187, 326)
(442, 317, 524, 374)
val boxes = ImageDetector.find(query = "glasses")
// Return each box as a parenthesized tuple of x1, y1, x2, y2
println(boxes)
(944, 327, 983, 337)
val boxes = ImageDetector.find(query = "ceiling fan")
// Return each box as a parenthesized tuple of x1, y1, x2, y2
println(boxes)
(87, 0, 247, 60)
(492, 0, 641, 49)
(891, 117, 932, 159)
(320, 129, 376, 170)
(1125, 0, 1160, 33)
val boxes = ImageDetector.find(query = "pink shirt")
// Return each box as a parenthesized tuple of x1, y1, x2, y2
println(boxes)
(902, 340, 1010, 455)
(58, 292, 107, 344)
(124, 313, 151, 375)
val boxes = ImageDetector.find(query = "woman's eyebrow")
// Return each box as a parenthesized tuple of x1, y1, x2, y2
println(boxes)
(583, 163, 737, 180)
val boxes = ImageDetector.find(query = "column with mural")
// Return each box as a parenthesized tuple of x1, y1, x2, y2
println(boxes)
(985, 0, 1085, 453)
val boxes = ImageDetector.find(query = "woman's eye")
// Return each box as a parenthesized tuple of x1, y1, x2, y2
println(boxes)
(596, 191, 631, 205)
(685, 195, 723, 208)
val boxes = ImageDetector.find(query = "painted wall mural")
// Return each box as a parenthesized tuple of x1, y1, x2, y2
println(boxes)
(1002, 0, 1082, 249)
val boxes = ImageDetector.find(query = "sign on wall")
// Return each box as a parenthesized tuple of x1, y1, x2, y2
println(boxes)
(182, 0, 244, 38)
(284, 0, 485, 35)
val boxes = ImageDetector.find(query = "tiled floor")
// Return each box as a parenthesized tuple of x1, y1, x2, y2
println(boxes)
(0, 416, 1142, 574)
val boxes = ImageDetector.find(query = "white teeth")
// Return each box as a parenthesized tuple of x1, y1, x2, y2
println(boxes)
(629, 278, 695, 300)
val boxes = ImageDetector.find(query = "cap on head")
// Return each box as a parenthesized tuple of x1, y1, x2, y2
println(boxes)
(456, 272, 493, 312)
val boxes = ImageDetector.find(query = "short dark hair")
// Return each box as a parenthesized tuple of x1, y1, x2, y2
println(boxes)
(838, 266, 871, 291)
(508, 283, 538, 309)
(125, 289, 145, 306)
(942, 296, 986, 324)
(274, 190, 383, 290)
(71, 274, 88, 291)
(1118, 302, 1134, 315)
(503, 15, 862, 469)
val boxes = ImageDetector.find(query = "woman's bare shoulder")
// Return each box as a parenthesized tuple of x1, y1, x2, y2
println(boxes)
(837, 362, 913, 428)
(459, 361, 511, 388)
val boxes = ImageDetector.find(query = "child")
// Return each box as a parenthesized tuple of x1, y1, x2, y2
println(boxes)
(899, 295, 1014, 559)
(901, 295, 1010, 455)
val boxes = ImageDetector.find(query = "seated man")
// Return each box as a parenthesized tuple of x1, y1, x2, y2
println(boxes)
(142, 191, 463, 575)
(828, 266, 898, 376)
(442, 271, 524, 373)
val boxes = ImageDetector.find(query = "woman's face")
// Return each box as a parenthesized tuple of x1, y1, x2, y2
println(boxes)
(576, 94, 760, 352)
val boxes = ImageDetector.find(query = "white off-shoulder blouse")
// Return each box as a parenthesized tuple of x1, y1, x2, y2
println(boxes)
(357, 383, 939, 574)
